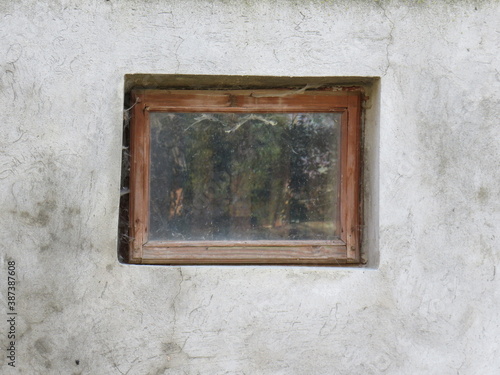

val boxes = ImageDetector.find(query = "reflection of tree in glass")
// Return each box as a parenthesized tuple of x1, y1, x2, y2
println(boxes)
(149, 112, 339, 241)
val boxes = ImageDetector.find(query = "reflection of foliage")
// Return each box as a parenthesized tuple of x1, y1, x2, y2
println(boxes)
(149, 112, 339, 240)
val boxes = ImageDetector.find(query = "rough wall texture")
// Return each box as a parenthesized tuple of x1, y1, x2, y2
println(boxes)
(1, 0, 499, 374)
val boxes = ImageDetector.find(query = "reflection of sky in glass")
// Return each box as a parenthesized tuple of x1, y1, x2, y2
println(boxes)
(149, 112, 341, 241)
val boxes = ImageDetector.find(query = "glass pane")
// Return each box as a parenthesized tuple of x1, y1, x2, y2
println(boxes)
(149, 112, 341, 241)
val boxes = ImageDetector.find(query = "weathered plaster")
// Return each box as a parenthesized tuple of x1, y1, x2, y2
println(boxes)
(1, 0, 499, 374)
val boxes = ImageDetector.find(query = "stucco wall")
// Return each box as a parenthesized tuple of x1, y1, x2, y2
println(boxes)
(1, 1, 499, 374)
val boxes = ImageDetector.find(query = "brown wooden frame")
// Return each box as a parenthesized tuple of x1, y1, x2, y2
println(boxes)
(127, 89, 362, 265)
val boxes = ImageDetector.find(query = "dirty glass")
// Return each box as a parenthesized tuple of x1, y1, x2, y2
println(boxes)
(148, 112, 341, 241)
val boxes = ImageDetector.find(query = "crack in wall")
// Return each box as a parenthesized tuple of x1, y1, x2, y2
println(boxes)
(377, 2, 395, 76)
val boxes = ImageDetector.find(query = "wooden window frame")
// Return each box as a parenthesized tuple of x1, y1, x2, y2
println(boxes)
(127, 89, 362, 265)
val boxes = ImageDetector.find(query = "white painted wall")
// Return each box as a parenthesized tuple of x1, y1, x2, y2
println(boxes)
(1, 1, 499, 374)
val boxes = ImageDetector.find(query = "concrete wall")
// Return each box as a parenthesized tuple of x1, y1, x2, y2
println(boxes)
(1, 0, 499, 374)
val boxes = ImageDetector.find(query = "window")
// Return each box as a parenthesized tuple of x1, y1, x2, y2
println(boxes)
(124, 88, 362, 265)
